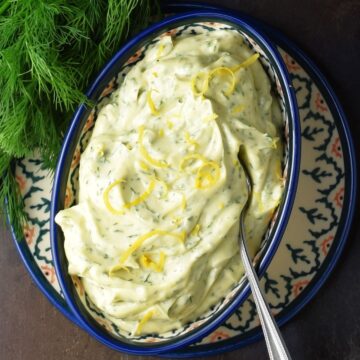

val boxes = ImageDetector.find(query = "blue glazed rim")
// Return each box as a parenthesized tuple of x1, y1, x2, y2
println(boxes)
(7, 2, 356, 358)
(49, 10, 300, 356)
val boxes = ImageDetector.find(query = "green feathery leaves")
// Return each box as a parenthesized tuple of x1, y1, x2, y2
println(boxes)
(0, 0, 160, 239)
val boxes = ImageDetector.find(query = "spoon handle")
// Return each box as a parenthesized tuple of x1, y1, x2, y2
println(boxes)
(239, 226, 292, 360)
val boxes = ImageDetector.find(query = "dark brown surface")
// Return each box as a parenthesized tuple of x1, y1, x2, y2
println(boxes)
(1, 1, 359, 359)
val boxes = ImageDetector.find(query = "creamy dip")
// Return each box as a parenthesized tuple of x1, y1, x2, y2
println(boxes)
(56, 29, 284, 335)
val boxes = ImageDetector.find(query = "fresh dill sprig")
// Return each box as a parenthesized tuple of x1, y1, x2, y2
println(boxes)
(0, 0, 160, 239)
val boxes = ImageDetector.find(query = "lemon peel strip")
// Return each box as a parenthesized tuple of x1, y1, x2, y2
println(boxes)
(103, 179, 126, 215)
(181, 193, 187, 210)
(166, 120, 174, 129)
(271, 137, 279, 149)
(184, 131, 199, 148)
(231, 53, 260, 72)
(138, 126, 168, 168)
(124, 180, 156, 209)
(179, 153, 207, 171)
(103, 179, 155, 214)
(147, 90, 159, 115)
(231, 104, 245, 115)
(203, 113, 218, 122)
(191, 72, 208, 97)
(208, 67, 236, 96)
(140, 251, 166, 272)
(139, 161, 149, 171)
(195, 161, 221, 189)
(156, 252, 166, 272)
(253, 191, 265, 213)
(190, 224, 201, 237)
(119, 229, 185, 266)
(135, 310, 155, 335)
(191, 67, 236, 97)
(152, 177, 169, 199)
(108, 263, 129, 276)
(156, 43, 164, 59)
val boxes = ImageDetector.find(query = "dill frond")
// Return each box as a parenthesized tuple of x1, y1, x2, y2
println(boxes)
(0, 0, 161, 240)
(0, 155, 27, 240)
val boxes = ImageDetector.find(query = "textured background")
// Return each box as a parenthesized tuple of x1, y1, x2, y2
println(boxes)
(1, 1, 359, 359)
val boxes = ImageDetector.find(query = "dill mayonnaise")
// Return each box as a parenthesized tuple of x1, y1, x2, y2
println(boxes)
(56, 29, 284, 335)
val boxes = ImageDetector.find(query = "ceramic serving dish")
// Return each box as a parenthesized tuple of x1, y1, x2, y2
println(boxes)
(50, 10, 300, 355)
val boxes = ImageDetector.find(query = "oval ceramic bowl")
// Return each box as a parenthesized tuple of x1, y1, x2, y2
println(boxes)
(51, 10, 300, 355)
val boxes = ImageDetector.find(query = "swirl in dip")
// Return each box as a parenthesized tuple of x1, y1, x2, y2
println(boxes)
(55, 29, 284, 335)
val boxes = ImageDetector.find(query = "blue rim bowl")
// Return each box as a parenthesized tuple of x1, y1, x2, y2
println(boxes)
(51, 10, 300, 355)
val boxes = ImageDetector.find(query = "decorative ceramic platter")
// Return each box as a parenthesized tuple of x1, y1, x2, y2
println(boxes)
(10, 3, 356, 357)
(54, 18, 297, 348)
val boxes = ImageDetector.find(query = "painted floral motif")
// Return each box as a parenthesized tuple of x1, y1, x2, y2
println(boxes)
(13, 33, 349, 350)
(41, 265, 56, 284)
(314, 91, 328, 113)
(64, 186, 73, 209)
(292, 279, 310, 297)
(283, 53, 301, 71)
(209, 330, 230, 343)
(15, 157, 62, 294)
(70, 148, 81, 170)
(334, 187, 344, 208)
(23, 224, 36, 245)
(15, 174, 26, 192)
(96, 317, 114, 333)
(164, 28, 179, 37)
(128, 49, 143, 64)
(331, 137, 342, 158)
(100, 78, 116, 98)
(321, 235, 334, 256)
(84, 110, 95, 132)
(144, 337, 160, 344)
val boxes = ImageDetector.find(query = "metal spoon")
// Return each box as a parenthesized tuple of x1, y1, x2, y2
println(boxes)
(238, 154, 292, 360)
